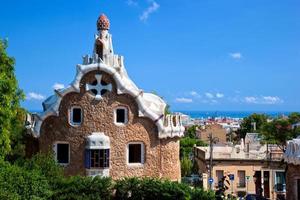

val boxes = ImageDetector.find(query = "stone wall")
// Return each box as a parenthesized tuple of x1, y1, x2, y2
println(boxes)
(38, 70, 180, 181)
(286, 164, 300, 200)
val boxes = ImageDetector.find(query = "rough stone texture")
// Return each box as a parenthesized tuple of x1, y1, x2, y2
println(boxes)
(286, 164, 300, 200)
(39, 70, 180, 181)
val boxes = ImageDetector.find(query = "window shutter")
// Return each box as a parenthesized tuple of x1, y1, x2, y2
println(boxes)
(85, 149, 91, 169)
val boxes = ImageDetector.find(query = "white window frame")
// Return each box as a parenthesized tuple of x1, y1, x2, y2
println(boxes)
(114, 106, 128, 126)
(69, 106, 83, 126)
(126, 142, 145, 166)
(53, 141, 70, 166)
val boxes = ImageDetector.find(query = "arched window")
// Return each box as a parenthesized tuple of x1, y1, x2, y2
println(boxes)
(69, 106, 82, 126)
(114, 106, 128, 125)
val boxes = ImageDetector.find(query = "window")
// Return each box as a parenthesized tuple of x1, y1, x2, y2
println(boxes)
(238, 170, 246, 188)
(275, 171, 286, 192)
(216, 170, 224, 182)
(55, 143, 69, 165)
(70, 107, 82, 126)
(85, 149, 109, 169)
(114, 107, 128, 125)
(127, 143, 144, 164)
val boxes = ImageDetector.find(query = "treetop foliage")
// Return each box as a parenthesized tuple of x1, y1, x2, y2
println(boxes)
(0, 39, 25, 159)
(238, 112, 300, 152)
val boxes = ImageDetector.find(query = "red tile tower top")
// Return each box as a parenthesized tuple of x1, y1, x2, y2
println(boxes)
(97, 14, 110, 31)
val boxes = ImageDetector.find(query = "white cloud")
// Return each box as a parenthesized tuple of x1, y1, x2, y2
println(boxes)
(229, 52, 242, 60)
(127, 0, 138, 6)
(245, 96, 258, 104)
(190, 91, 198, 96)
(175, 97, 193, 103)
(244, 96, 283, 105)
(26, 92, 45, 101)
(262, 96, 283, 104)
(140, 1, 160, 22)
(189, 91, 201, 98)
(205, 92, 214, 99)
(53, 83, 65, 90)
(216, 93, 224, 98)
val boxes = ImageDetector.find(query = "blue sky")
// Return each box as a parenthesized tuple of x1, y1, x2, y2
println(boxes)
(1, 0, 300, 112)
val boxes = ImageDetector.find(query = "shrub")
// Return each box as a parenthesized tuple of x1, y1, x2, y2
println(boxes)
(0, 160, 52, 200)
(1, 154, 215, 200)
(52, 176, 113, 200)
(114, 177, 191, 200)
(191, 188, 215, 200)
(22, 152, 64, 182)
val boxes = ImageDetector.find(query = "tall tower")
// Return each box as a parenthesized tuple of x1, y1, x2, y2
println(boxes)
(94, 14, 114, 64)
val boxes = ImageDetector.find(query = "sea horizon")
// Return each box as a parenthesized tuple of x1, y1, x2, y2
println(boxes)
(175, 110, 295, 119)
(29, 109, 297, 119)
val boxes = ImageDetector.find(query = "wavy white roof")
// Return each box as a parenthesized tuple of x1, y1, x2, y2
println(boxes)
(284, 136, 300, 165)
(28, 30, 184, 139)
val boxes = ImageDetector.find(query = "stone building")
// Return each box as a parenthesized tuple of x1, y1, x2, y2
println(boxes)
(284, 136, 300, 200)
(194, 133, 286, 199)
(26, 14, 184, 180)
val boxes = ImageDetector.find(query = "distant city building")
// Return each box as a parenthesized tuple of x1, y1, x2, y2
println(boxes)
(174, 112, 192, 126)
(25, 14, 185, 180)
(196, 124, 227, 144)
(284, 136, 300, 200)
(195, 133, 286, 199)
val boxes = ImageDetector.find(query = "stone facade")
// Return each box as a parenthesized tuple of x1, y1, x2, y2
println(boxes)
(286, 164, 300, 200)
(284, 137, 300, 200)
(26, 14, 184, 181)
(39, 71, 180, 180)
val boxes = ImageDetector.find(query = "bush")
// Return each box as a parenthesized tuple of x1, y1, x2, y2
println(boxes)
(191, 188, 215, 200)
(1, 154, 215, 200)
(0, 160, 52, 200)
(22, 153, 64, 183)
(114, 177, 215, 200)
(52, 176, 113, 200)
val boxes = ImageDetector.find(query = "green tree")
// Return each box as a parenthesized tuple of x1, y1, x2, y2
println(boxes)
(288, 112, 300, 124)
(181, 156, 192, 177)
(237, 113, 268, 139)
(260, 117, 300, 152)
(0, 160, 52, 199)
(164, 104, 171, 115)
(0, 39, 25, 159)
(186, 125, 197, 139)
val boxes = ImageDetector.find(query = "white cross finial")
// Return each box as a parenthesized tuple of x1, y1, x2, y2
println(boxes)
(86, 74, 112, 100)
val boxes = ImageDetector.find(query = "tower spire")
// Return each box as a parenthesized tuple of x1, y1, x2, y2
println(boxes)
(97, 14, 110, 31)
(94, 13, 114, 65)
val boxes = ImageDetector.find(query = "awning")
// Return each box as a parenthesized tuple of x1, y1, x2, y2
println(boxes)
(86, 132, 110, 149)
